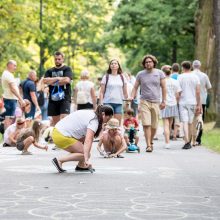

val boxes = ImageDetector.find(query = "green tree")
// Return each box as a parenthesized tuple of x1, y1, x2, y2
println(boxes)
(105, 0, 198, 73)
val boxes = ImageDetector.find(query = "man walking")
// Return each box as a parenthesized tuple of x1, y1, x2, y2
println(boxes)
(178, 61, 201, 149)
(192, 60, 212, 145)
(21, 70, 40, 119)
(192, 60, 212, 121)
(131, 54, 166, 152)
(1, 60, 25, 117)
(43, 52, 73, 126)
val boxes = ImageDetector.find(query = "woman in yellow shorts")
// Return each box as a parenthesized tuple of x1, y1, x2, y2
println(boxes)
(51, 105, 113, 173)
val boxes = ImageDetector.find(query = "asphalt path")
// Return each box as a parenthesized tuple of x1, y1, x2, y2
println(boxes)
(0, 127, 220, 220)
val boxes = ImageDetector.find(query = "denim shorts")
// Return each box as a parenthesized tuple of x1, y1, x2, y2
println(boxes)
(104, 103, 123, 114)
(3, 99, 17, 116)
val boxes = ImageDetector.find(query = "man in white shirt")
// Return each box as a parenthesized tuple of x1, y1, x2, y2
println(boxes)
(178, 61, 201, 149)
(192, 60, 212, 120)
(192, 60, 212, 145)
(1, 60, 25, 117)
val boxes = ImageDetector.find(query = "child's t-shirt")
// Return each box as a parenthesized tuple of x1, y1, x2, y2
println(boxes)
(123, 117, 139, 128)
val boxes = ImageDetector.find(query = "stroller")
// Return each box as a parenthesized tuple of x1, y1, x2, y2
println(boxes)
(126, 127, 140, 153)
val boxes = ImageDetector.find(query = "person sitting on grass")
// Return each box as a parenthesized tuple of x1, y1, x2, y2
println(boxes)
(123, 108, 139, 147)
(97, 118, 127, 158)
(16, 119, 48, 155)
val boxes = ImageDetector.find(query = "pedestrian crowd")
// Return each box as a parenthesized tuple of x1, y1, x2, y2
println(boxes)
(0, 52, 212, 172)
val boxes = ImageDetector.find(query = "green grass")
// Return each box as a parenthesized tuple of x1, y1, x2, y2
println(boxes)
(202, 122, 220, 153)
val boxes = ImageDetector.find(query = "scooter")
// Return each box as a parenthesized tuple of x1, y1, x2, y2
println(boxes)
(126, 127, 140, 153)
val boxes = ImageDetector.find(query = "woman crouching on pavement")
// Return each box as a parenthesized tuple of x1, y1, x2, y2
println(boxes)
(51, 105, 114, 173)
(97, 118, 127, 158)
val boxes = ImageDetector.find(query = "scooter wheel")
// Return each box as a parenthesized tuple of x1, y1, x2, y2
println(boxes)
(137, 148, 140, 153)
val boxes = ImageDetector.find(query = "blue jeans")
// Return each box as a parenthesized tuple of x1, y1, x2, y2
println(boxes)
(104, 103, 123, 114)
(2, 99, 17, 117)
(40, 99, 49, 120)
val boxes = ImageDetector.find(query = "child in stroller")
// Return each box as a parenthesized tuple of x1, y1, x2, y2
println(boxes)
(123, 109, 140, 153)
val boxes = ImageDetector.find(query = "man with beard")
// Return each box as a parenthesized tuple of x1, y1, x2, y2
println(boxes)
(131, 54, 166, 153)
(43, 52, 73, 126)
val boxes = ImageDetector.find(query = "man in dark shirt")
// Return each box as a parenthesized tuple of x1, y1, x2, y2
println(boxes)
(21, 70, 40, 119)
(43, 51, 73, 126)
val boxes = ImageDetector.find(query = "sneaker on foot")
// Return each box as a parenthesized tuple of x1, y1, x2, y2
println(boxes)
(182, 142, 192, 150)
(3, 143, 11, 147)
(52, 158, 66, 173)
(164, 143, 170, 149)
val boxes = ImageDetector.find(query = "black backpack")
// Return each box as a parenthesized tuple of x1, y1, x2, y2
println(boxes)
(37, 91, 45, 106)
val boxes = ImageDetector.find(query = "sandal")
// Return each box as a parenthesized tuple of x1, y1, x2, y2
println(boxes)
(146, 146, 153, 152)
(117, 154, 124, 158)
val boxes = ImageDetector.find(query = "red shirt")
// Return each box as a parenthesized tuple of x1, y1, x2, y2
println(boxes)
(123, 117, 139, 128)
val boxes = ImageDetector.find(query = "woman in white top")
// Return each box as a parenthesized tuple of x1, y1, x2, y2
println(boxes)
(99, 59, 128, 124)
(161, 65, 181, 149)
(74, 70, 97, 110)
(51, 105, 113, 173)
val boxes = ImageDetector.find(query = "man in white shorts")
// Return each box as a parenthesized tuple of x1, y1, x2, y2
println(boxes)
(192, 60, 212, 145)
(178, 61, 201, 149)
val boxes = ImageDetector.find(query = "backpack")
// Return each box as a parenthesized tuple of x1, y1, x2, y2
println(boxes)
(37, 91, 45, 106)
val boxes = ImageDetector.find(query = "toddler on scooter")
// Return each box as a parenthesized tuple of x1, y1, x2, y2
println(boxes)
(123, 108, 139, 148)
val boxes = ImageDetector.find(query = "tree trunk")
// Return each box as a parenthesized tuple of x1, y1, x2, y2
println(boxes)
(213, 0, 220, 127)
(194, 0, 217, 120)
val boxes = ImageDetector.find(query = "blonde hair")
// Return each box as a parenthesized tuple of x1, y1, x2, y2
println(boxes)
(80, 69, 90, 80)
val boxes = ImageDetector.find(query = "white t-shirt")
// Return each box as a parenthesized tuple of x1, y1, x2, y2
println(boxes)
(178, 72, 200, 105)
(127, 81, 133, 98)
(164, 77, 182, 106)
(1, 70, 18, 100)
(76, 80, 94, 104)
(192, 70, 212, 105)
(55, 110, 98, 139)
(101, 74, 127, 104)
(3, 123, 16, 144)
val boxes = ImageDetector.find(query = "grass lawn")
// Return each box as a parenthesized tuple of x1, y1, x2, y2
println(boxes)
(202, 122, 220, 153)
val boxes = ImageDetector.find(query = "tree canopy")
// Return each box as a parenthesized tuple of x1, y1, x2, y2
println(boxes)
(105, 0, 198, 73)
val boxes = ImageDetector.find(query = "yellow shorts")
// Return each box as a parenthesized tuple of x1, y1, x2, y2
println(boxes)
(140, 99, 160, 129)
(51, 128, 78, 149)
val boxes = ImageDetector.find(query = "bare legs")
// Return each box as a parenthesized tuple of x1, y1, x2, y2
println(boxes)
(57, 141, 87, 168)
(101, 134, 126, 156)
(163, 118, 173, 144)
(143, 125, 157, 151)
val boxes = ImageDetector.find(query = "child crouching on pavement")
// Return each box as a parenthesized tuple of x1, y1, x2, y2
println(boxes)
(16, 119, 48, 155)
(123, 108, 139, 147)
(97, 118, 126, 158)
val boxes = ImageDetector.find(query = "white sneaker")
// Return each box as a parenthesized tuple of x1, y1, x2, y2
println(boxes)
(164, 143, 170, 149)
